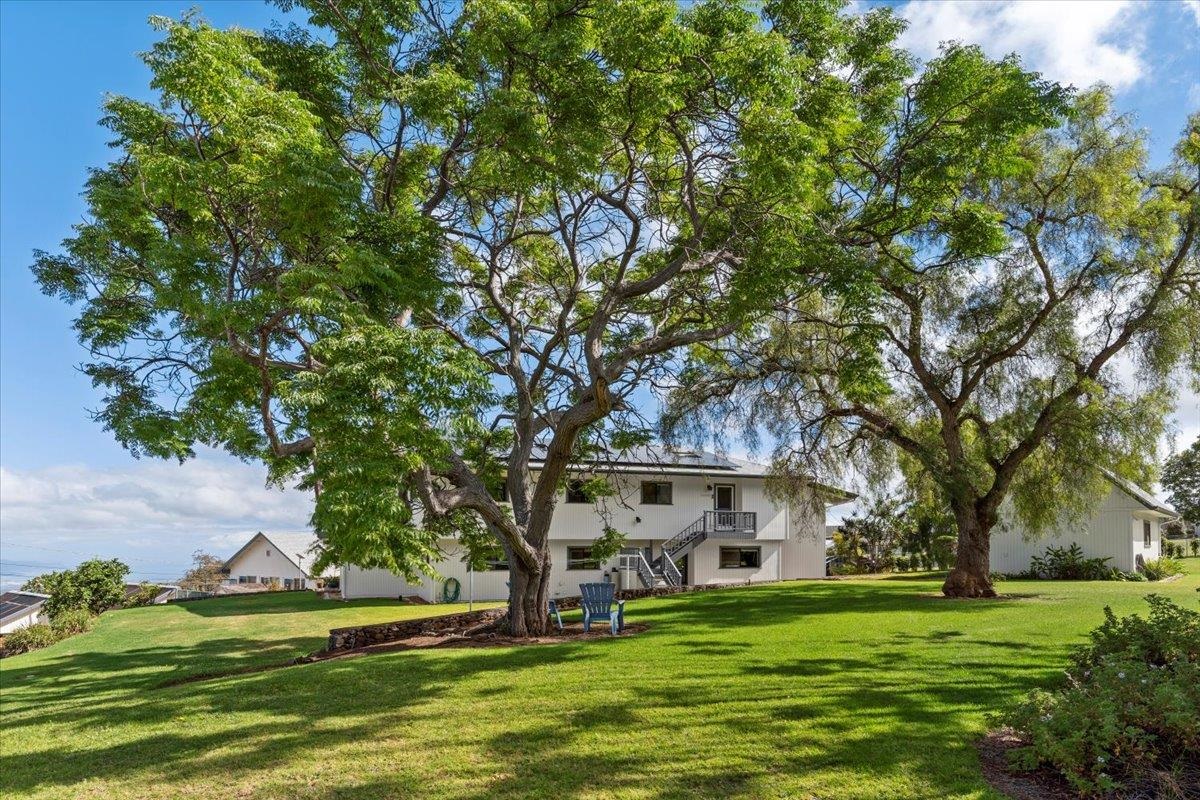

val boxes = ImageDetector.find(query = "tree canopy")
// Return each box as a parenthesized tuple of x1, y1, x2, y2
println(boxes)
(33, 0, 897, 633)
(1162, 438, 1200, 528)
(669, 73, 1200, 596)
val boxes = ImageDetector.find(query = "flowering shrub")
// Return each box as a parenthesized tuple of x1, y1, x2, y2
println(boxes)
(1002, 596, 1200, 797)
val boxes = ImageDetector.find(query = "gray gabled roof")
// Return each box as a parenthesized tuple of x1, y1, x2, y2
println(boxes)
(1103, 470, 1177, 517)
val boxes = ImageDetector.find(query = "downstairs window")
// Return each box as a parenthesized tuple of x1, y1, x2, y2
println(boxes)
(719, 546, 761, 569)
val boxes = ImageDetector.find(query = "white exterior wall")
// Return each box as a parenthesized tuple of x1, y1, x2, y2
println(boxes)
(225, 536, 310, 586)
(990, 485, 1166, 574)
(341, 469, 835, 600)
(1, 607, 47, 634)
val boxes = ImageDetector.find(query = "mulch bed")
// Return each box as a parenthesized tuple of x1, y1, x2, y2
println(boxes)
(977, 729, 1077, 800)
(305, 621, 648, 663)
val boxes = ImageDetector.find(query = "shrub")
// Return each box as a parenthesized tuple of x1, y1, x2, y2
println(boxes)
(1002, 596, 1200, 798)
(50, 608, 95, 637)
(1191, 539, 1199, 558)
(123, 582, 162, 608)
(1162, 540, 1179, 558)
(1140, 557, 1184, 581)
(894, 556, 910, 572)
(2, 623, 60, 655)
(1028, 544, 1119, 581)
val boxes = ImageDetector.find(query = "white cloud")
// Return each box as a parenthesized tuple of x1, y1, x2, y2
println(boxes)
(0, 453, 313, 588)
(896, 1, 1146, 90)
(1186, 0, 1200, 26)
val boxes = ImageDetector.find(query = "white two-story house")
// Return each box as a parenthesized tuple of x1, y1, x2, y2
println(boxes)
(341, 448, 854, 601)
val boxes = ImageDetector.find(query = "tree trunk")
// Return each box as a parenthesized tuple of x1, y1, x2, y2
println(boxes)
(506, 548, 554, 637)
(942, 504, 997, 598)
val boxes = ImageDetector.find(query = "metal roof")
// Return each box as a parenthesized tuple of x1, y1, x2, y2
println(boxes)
(1103, 471, 1178, 517)
(0, 591, 49, 627)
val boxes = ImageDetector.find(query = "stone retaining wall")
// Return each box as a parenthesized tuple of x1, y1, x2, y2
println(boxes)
(324, 579, 777, 651)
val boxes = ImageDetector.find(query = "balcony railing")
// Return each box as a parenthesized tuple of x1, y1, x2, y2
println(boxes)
(704, 510, 757, 536)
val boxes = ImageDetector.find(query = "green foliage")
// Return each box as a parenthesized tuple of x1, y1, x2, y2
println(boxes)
(2, 624, 60, 655)
(1002, 596, 1200, 797)
(178, 551, 226, 591)
(1141, 558, 1185, 582)
(122, 583, 162, 608)
(36, 559, 130, 618)
(49, 608, 96, 637)
(590, 527, 627, 564)
(1162, 439, 1200, 527)
(1191, 540, 1200, 558)
(1028, 544, 1121, 581)
(832, 493, 907, 573)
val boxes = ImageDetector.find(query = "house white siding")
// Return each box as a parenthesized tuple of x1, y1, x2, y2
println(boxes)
(0, 607, 46, 635)
(225, 535, 311, 588)
(342, 467, 841, 601)
(990, 483, 1168, 575)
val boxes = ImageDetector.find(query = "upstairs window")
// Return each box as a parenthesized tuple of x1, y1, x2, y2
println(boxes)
(640, 481, 673, 505)
(565, 479, 589, 503)
(1143, 520, 1152, 548)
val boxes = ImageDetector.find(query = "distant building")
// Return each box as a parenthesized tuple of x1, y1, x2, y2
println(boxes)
(990, 472, 1179, 575)
(1, 591, 49, 634)
(221, 532, 333, 590)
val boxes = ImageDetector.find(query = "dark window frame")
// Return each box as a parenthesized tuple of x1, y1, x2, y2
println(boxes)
(565, 479, 588, 503)
(1143, 520, 1152, 549)
(483, 557, 509, 572)
(566, 546, 601, 570)
(640, 481, 673, 505)
(718, 546, 761, 569)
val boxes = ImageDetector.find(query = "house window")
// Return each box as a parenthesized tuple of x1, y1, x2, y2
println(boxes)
(266, 549, 271, 557)
(719, 546, 761, 569)
(238, 575, 257, 584)
(640, 481, 673, 505)
(565, 479, 588, 503)
(566, 546, 601, 570)
(1143, 520, 1152, 548)
(484, 557, 509, 571)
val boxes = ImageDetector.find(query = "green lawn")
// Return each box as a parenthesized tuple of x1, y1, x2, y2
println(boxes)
(2, 569, 1197, 800)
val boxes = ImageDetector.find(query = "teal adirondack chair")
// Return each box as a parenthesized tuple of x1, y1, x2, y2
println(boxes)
(579, 582, 624, 635)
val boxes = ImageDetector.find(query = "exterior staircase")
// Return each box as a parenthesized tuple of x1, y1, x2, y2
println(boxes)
(620, 511, 757, 589)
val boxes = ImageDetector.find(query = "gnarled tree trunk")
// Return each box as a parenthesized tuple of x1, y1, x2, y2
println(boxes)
(942, 503, 997, 598)
(506, 548, 554, 636)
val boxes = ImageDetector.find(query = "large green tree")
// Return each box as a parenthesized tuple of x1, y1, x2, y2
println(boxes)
(1162, 438, 1200, 529)
(34, 0, 881, 634)
(670, 64, 1200, 595)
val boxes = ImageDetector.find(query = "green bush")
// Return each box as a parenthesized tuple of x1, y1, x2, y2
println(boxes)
(2, 623, 61, 655)
(1002, 596, 1200, 797)
(1140, 557, 1184, 581)
(50, 608, 95, 637)
(1028, 544, 1120, 581)
(1162, 540, 1179, 559)
(122, 582, 162, 608)
(1190, 539, 1199, 558)
(894, 556, 910, 572)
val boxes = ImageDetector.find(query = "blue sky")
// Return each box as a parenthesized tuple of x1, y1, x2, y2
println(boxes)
(1, 0, 1198, 587)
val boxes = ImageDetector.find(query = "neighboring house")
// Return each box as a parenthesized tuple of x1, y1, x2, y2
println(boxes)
(990, 472, 1179, 575)
(222, 532, 332, 590)
(121, 584, 179, 605)
(342, 447, 854, 602)
(0, 591, 49, 634)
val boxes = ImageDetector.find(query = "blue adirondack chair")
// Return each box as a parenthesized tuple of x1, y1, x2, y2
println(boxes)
(579, 582, 625, 635)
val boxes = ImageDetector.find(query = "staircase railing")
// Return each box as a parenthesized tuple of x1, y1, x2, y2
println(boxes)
(705, 510, 757, 535)
(660, 553, 683, 587)
(663, 516, 708, 559)
(617, 550, 656, 589)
